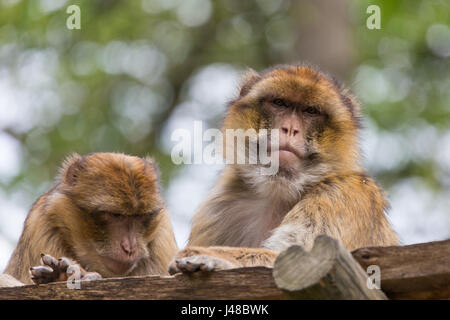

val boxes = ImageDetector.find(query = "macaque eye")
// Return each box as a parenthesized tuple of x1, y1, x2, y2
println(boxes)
(110, 213, 122, 218)
(304, 106, 321, 115)
(273, 98, 287, 107)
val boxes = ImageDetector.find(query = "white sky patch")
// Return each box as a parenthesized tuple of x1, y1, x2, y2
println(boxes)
(165, 163, 223, 247)
(0, 236, 13, 272)
(436, 130, 450, 173)
(389, 178, 450, 244)
(0, 191, 26, 243)
(0, 132, 22, 183)
(38, 0, 69, 14)
(99, 41, 167, 83)
(187, 63, 240, 117)
(353, 65, 411, 105)
(141, 0, 181, 14)
(426, 24, 450, 58)
(361, 120, 407, 172)
(160, 63, 240, 153)
(0, 47, 63, 133)
(176, 0, 212, 28)
(0, 190, 27, 272)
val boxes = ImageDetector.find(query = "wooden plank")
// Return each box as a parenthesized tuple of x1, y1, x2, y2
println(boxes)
(1, 238, 448, 300)
(352, 239, 450, 300)
(273, 235, 387, 300)
(0, 267, 285, 300)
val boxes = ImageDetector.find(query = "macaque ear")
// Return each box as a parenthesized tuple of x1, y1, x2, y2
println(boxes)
(342, 88, 361, 111)
(58, 153, 84, 186)
(340, 88, 361, 112)
(340, 89, 362, 128)
(143, 155, 161, 178)
(239, 69, 261, 97)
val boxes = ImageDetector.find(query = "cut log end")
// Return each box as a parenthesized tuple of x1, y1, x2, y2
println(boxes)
(273, 235, 388, 300)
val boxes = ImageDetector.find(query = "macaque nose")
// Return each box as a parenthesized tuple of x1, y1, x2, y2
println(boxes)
(280, 115, 301, 137)
(281, 126, 299, 137)
(120, 238, 136, 256)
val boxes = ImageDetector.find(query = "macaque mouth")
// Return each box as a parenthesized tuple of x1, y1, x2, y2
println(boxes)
(268, 144, 303, 160)
(279, 146, 302, 158)
(101, 255, 138, 275)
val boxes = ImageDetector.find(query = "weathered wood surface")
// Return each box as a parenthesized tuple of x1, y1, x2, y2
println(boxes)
(0, 267, 285, 300)
(0, 238, 448, 300)
(352, 238, 450, 300)
(273, 235, 387, 300)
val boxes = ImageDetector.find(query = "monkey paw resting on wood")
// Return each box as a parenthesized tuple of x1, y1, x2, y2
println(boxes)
(170, 64, 399, 274)
(0, 153, 178, 286)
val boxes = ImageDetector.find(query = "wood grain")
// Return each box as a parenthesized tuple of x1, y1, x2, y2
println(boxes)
(0, 267, 285, 300)
(273, 235, 387, 300)
(1, 238, 448, 300)
(352, 239, 450, 300)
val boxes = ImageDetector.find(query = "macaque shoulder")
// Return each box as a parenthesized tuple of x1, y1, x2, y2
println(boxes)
(304, 173, 387, 208)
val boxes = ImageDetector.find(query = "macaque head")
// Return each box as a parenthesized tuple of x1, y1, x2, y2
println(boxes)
(224, 65, 362, 182)
(57, 153, 165, 277)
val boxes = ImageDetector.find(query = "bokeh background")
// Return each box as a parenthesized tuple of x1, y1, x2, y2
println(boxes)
(0, 0, 449, 271)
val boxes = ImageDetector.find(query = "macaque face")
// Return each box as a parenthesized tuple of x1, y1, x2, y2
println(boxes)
(61, 153, 164, 276)
(260, 96, 328, 171)
(86, 210, 160, 275)
(225, 65, 360, 179)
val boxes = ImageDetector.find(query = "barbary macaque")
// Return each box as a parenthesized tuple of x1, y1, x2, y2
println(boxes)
(0, 153, 177, 286)
(170, 64, 399, 274)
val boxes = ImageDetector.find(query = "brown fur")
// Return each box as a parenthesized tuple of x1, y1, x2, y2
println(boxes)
(3, 153, 178, 284)
(172, 64, 398, 271)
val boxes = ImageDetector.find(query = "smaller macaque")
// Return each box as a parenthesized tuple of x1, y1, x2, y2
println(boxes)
(1, 152, 178, 286)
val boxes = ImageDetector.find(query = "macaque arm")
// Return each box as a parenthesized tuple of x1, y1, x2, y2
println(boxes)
(261, 200, 323, 252)
(168, 246, 278, 274)
(263, 174, 399, 252)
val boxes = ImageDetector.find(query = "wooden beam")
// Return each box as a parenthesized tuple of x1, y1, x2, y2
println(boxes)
(352, 239, 450, 300)
(0, 238, 448, 300)
(0, 267, 285, 300)
(273, 235, 387, 300)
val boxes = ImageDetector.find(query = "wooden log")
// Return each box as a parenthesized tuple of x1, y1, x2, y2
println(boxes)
(352, 239, 450, 300)
(0, 267, 285, 300)
(1, 238, 448, 299)
(273, 235, 387, 300)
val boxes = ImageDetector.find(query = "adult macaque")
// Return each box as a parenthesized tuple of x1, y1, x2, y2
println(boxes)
(170, 64, 398, 274)
(0, 153, 177, 286)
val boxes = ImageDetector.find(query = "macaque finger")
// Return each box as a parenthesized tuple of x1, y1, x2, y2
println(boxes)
(29, 266, 55, 284)
(173, 255, 224, 273)
(40, 253, 59, 269)
(57, 257, 73, 273)
(81, 272, 102, 281)
(199, 259, 215, 272)
(175, 258, 199, 272)
(168, 261, 180, 275)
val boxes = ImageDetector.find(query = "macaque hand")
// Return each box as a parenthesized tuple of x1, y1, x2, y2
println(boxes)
(30, 253, 101, 284)
(168, 254, 237, 275)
